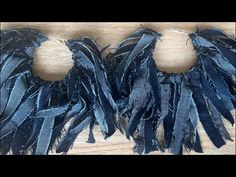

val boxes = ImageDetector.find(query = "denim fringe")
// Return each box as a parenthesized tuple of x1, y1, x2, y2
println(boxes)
(0, 29, 116, 154)
(111, 28, 235, 154)
(0, 28, 235, 155)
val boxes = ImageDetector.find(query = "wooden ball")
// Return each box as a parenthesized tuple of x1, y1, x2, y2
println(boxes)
(154, 29, 197, 73)
(33, 38, 73, 81)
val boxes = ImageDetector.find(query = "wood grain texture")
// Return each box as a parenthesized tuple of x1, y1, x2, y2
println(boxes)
(1, 22, 235, 155)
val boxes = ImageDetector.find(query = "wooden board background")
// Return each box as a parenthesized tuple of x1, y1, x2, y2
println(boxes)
(1, 22, 235, 155)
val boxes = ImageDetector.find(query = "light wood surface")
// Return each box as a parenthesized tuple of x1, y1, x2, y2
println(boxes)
(1, 22, 235, 155)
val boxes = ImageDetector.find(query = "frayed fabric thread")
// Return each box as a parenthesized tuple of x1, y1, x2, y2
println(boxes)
(0, 29, 116, 155)
(0, 28, 235, 155)
(110, 28, 235, 155)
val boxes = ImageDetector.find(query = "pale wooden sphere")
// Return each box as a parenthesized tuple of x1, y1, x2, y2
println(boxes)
(154, 29, 197, 73)
(33, 38, 73, 81)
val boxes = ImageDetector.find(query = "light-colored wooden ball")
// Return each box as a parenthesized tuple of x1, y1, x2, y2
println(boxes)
(33, 38, 73, 81)
(154, 29, 197, 73)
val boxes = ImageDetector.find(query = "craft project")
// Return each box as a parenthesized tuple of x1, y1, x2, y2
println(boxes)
(110, 28, 235, 154)
(0, 28, 235, 155)
(0, 29, 116, 155)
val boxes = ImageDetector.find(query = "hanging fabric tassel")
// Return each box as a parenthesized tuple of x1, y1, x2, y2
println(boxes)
(109, 29, 164, 154)
(1, 27, 235, 155)
(0, 29, 49, 154)
(55, 37, 117, 154)
(0, 29, 116, 155)
(111, 28, 235, 155)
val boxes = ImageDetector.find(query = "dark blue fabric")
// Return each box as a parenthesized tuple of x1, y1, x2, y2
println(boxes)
(170, 79, 192, 155)
(1, 27, 235, 155)
(0, 29, 117, 155)
(188, 69, 226, 148)
(200, 72, 234, 125)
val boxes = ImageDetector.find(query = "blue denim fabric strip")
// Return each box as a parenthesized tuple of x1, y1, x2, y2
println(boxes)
(188, 70, 225, 148)
(95, 58, 117, 111)
(31, 104, 69, 153)
(128, 108, 147, 138)
(189, 97, 199, 129)
(200, 72, 234, 125)
(200, 55, 235, 101)
(0, 93, 37, 139)
(220, 96, 235, 111)
(170, 79, 192, 155)
(114, 44, 134, 57)
(54, 99, 87, 143)
(11, 118, 34, 154)
(35, 116, 55, 155)
(32, 104, 69, 118)
(197, 28, 236, 68)
(171, 76, 182, 121)
(207, 99, 232, 140)
(18, 85, 54, 154)
(126, 60, 152, 136)
(193, 131, 203, 153)
(0, 82, 10, 115)
(64, 68, 77, 99)
(214, 67, 236, 107)
(93, 99, 109, 134)
(182, 119, 194, 152)
(144, 118, 163, 153)
(87, 119, 96, 143)
(181, 97, 201, 151)
(55, 101, 89, 152)
(190, 34, 215, 48)
(119, 34, 156, 83)
(216, 45, 236, 68)
(69, 116, 92, 135)
(79, 74, 94, 95)
(1, 74, 27, 123)
(66, 37, 117, 140)
(163, 110, 174, 149)
(74, 50, 95, 73)
(116, 35, 155, 79)
(198, 28, 229, 37)
(64, 99, 83, 120)
(0, 55, 25, 85)
(36, 85, 53, 111)
(0, 53, 12, 64)
(133, 119, 145, 154)
(163, 77, 177, 148)
(22, 119, 44, 153)
(83, 37, 102, 57)
(209, 53, 236, 77)
(147, 58, 161, 122)
(95, 86, 115, 137)
(0, 131, 14, 154)
(158, 84, 171, 125)
(56, 114, 92, 153)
